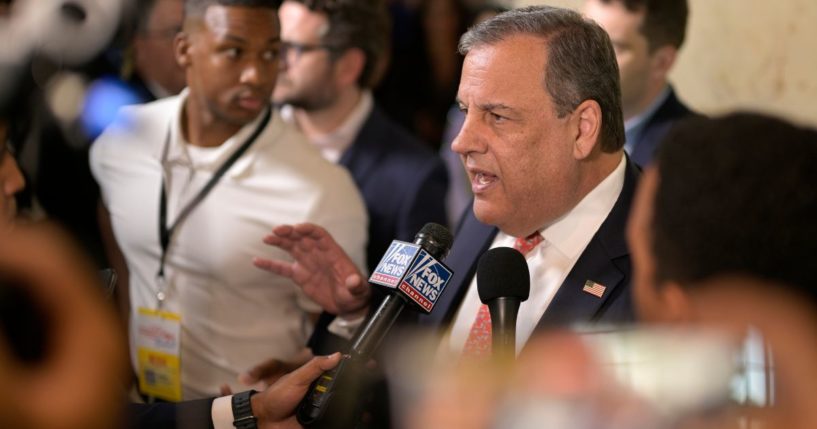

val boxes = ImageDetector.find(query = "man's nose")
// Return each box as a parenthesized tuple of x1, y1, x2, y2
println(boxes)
(451, 114, 486, 156)
(2, 156, 26, 198)
(240, 59, 270, 86)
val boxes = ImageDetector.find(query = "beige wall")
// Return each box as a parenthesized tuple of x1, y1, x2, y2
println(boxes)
(515, 0, 817, 127)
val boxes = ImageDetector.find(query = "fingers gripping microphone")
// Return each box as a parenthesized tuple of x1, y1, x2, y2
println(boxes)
(297, 223, 454, 428)
(477, 247, 530, 361)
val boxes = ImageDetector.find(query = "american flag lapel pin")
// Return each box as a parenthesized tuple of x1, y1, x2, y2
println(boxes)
(582, 280, 606, 298)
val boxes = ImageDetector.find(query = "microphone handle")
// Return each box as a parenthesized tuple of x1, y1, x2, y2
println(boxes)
(350, 293, 408, 359)
(488, 297, 521, 361)
(296, 292, 408, 428)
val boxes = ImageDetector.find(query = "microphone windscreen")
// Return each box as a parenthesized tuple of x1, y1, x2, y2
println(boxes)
(415, 222, 454, 258)
(477, 247, 530, 303)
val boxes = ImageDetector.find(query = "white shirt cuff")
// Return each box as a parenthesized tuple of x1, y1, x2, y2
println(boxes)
(327, 313, 366, 339)
(211, 395, 234, 429)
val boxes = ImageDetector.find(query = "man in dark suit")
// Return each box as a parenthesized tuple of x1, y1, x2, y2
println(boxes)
(584, 0, 694, 166)
(258, 5, 635, 357)
(271, 0, 449, 271)
(124, 0, 187, 102)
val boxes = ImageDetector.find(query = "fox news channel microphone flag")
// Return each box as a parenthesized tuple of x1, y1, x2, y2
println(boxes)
(369, 239, 453, 312)
(297, 223, 453, 428)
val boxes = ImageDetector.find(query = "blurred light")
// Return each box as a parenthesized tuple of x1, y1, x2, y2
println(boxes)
(80, 76, 141, 138)
(46, 72, 87, 123)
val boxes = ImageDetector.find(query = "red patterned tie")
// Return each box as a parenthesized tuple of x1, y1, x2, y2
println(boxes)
(461, 232, 543, 358)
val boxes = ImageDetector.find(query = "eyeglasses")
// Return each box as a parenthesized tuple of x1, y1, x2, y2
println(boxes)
(280, 40, 344, 65)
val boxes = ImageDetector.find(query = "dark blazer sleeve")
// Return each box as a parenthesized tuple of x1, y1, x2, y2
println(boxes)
(340, 106, 449, 269)
(124, 398, 215, 429)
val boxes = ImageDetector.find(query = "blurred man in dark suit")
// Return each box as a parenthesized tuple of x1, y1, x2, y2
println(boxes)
(125, 0, 187, 101)
(584, 0, 695, 166)
(273, 0, 449, 271)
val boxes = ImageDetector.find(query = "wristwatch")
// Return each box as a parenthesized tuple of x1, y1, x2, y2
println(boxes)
(232, 390, 259, 429)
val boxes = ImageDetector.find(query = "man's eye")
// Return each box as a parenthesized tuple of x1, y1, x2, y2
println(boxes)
(224, 47, 241, 58)
(262, 49, 279, 61)
(490, 112, 505, 123)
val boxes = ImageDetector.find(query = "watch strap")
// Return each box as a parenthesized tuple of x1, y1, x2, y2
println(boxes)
(231, 390, 259, 429)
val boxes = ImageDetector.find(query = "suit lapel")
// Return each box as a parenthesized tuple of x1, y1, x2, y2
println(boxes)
(419, 210, 497, 327)
(534, 157, 639, 331)
(339, 108, 385, 186)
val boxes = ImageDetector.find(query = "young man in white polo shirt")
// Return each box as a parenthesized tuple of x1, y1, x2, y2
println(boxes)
(91, 0, 367, 400)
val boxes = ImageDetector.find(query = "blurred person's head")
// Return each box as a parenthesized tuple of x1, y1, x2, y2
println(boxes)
(583, 0, 687, 120)
(272, 0, 390, 111)
(627, 112, 817, 429)
(131, 0, 187, 96)
(176, 0, 281, 128)
(0, 119, 25, 226)
(627, 113, 817, 322)
(452, 5, 624, 237)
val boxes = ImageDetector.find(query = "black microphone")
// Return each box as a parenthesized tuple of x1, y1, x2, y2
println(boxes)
(297, 223, 454, 428)
(477, 247, 530, 361)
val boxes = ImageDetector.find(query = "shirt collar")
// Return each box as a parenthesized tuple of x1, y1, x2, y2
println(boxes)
(625, 85, 670, 136)
(508, 155, 626, 260)
(161, 89, 278, 179)
(280, 90, 373, 163)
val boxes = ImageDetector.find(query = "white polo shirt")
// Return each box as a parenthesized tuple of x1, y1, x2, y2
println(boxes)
(90, 92, 368, 398)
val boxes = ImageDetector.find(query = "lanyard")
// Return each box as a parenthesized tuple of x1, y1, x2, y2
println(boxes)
(155, 107, 272, 305)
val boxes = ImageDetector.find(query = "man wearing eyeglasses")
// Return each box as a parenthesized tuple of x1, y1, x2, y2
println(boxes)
(90, 0, 367, 401)
(127, 0, 187, 101)
(272, 0, 449, 274)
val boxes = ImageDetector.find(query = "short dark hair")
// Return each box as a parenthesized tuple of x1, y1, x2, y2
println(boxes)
(135, 0, 158, 34)
(184, 0, 281, 21)
(459, 5, 624, 152)
(599, 0, 687, 51)
(653, 113, 817, 296)
(288, 0, 390, 88)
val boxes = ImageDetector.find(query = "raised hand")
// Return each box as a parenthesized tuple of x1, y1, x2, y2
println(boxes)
(254, 223, 370, 317)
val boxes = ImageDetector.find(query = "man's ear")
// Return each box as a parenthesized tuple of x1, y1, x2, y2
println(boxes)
(649, 45, 677, 80)
(175, 32, 192, 68)
(333, 47, 365, 87)
(572, 99, 602, 160)
(659, 281, 692, 323)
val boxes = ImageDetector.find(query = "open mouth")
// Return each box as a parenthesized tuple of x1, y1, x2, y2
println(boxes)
(471, 171, 498, 193)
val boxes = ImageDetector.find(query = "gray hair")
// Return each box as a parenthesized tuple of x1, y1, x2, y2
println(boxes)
(459, 5, 624, 152)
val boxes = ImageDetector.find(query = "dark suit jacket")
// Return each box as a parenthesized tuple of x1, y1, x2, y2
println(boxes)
(418, 156, 640, 336)
(340, 105, 449, 270)
(125, 399, 214, 429)
(306, 104, 449, 428)
(309, 105, 448, 355)
(629, 86, 694, 167)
